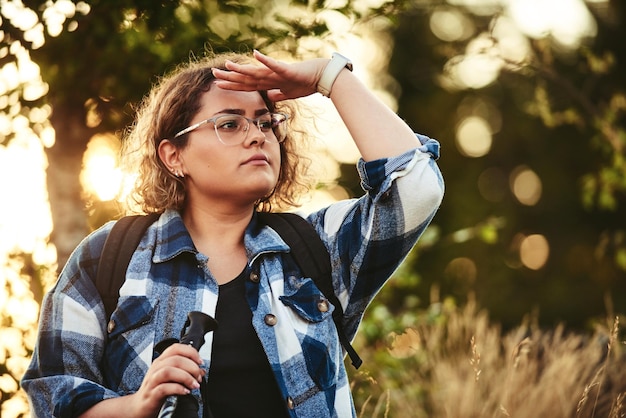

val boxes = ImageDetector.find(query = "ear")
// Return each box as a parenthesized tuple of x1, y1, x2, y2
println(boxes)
(158, 139, 184, 176)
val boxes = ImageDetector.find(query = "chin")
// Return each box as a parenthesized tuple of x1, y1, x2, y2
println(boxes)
(247, 184, 276, 201)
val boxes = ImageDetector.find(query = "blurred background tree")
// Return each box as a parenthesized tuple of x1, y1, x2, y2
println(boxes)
(375, 0, 626, 333)
(0, 0, 397, 414)
(1, 0, 625, 416)
(2, 0, 391, 271)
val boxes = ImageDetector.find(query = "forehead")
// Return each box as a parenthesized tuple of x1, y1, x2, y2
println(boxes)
(197, 88, 268, 116)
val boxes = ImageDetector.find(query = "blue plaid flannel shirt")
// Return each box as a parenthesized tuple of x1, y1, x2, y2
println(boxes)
(22, 135, 443, 417)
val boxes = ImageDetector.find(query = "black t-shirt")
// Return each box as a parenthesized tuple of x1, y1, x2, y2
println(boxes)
(206, 269, 289, 418)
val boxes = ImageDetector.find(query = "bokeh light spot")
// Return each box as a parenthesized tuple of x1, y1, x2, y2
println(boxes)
(430, 7, 474, 42)
(478, 167, 507, 202)
(444, 257, 478, 283)
(508, 0, 597, 49)
(520, 234, 550, 270)
(456, 116, 492, 157)
(510, 166, 542, 206)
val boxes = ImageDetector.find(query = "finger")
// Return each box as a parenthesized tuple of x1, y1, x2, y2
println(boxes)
(150, 381, 195, 399)
(212, 68, 255, 84)
(151, 360, 205, 385)
(158, 343, 204, 366)
(213, 79, 261, 92)
(212, 68, 270, 91)
(252, 50, 288, 75)
(266, 89, 289, 102)
(222, 59, 273, 79)
(213, 76, 282, 93)
(153, 364, 203, 388)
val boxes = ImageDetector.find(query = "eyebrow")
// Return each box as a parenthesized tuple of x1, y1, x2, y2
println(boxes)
(214, 108, 270, 117)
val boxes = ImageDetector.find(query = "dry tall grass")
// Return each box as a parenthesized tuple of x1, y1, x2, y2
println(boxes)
(350, 299, 626, 418)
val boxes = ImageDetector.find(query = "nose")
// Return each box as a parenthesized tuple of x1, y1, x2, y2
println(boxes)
(245, 120, 267, 146)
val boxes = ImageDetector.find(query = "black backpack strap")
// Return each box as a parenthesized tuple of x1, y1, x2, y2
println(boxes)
(257, 212, 362, 368)
(95, 213, 160, 322)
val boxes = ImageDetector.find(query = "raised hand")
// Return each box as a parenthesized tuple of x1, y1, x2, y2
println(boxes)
(212, 50, 328, 102)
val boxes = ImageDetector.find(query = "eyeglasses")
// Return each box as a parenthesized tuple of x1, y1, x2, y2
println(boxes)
(173, 112, 289, 146)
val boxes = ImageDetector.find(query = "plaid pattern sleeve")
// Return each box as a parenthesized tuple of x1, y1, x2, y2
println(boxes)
(308, 134, 444, 340)
(21, 223, 120, 417)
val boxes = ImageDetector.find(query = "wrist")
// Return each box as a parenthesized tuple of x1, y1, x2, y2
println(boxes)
(316, 52, 353, 97)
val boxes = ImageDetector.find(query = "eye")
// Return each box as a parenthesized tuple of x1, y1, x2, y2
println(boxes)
(215, 115, 244, 132)
(257, 117, 273, 131)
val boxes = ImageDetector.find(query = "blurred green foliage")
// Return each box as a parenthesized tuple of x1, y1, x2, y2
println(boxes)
(384, 0, 626, 330)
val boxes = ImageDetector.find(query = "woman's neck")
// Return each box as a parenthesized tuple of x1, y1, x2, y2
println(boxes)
(181, 204, 253, 284)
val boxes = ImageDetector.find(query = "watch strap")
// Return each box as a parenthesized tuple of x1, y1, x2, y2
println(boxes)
(316, 52, 353, 97)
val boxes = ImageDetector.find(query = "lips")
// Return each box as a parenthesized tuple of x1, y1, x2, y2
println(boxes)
(242, 153, 269, 165)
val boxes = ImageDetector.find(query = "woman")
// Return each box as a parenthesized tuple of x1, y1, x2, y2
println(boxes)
(22, 50, 444, 417)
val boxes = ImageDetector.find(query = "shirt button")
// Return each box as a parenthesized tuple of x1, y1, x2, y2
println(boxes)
(317, 300, 330, 313)
(249, 271, 260, 283)
(264, 314, 277, 326)
(107, 319, 115, 334)
(286, 396, 295, 410)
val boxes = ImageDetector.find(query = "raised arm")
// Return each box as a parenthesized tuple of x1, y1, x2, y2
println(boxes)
(211, 50, 420, 161)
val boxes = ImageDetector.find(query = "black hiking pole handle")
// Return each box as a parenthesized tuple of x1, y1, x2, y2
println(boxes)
(157, 311, 218, 418)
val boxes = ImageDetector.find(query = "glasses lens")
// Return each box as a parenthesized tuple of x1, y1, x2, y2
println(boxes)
(255, 115, 274, 132)
(270, 113, 288, 143)
(212, 113, 288, 145)
(214, 115, 248, 145)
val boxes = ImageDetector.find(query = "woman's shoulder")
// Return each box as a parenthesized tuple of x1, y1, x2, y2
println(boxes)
(57, 220, 117, 280)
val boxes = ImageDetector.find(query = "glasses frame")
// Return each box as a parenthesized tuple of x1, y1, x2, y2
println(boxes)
(172, 112, 289, 146)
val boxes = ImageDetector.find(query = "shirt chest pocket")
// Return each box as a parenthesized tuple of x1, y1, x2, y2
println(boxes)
(279, 276, 335, 323)
(102, 296, 158, 392)
(279, 276, 339, 391)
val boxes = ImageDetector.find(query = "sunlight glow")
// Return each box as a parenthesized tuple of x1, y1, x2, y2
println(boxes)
(448, 0, 501, 16)
(1, 389, 29, 417)
(43, 0, 78, 37)
(0, 133, 52, 256)
(300, 94, 360, 165)
(508, 0, 597, 48)
(17, 55, 38, 81)
(81, 134, 123, 201)
(1, 62, 20, 92)
(491, 15, 531, 64)
(1, 2, 38, 30)
(0, 43, 48, 102)
(440, 0, 597, 91)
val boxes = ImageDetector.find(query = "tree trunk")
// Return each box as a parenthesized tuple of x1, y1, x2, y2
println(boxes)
(46, 102, 93, 273)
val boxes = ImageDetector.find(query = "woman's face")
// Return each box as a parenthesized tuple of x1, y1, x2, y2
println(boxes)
(174, 88, 282, 209)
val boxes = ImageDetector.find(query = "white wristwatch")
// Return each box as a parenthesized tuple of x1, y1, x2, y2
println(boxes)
(316, 52, 353, 97)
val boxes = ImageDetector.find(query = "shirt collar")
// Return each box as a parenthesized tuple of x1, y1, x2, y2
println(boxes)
(152, 209, 290, 264)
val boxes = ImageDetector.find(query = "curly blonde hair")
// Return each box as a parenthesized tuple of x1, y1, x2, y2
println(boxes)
(120, 52, 312, 214)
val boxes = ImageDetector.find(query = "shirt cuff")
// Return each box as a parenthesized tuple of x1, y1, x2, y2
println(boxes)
(56, 382, 116, 417)
(357, 134, 440, 192)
